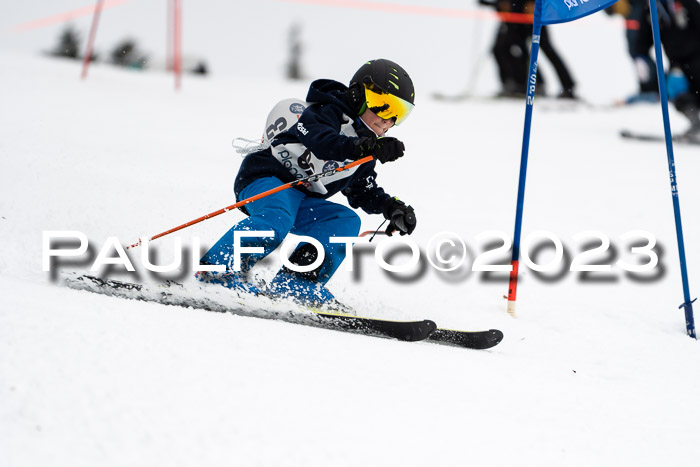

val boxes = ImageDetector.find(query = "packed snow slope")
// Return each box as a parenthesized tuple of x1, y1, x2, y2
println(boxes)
(2, 3, 700, 466)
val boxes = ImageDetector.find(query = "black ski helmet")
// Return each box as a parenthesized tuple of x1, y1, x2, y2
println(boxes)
(348, 59, 415, 125)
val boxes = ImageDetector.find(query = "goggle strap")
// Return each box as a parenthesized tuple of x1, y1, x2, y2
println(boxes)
(358, 102, 367, 116)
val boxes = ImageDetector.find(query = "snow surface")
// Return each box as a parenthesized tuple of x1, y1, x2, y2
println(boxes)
(2, 2, 700, 466)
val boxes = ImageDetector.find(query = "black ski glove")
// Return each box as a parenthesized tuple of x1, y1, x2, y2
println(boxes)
(351, 135, 377, 160)
(374, 137, 405, 164)
(382, 197, 416, 236)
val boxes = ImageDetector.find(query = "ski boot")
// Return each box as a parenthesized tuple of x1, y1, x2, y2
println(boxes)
(194, 269, 261, 295)
(264, 272, 336, 307)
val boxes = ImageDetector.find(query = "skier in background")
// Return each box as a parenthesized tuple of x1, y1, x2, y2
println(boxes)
(481, 0, 530, 96)
(480, 0, 577, 98)
(197, 59, 417, 305)
(606, 0, 660, 104)
(656, 0, 700, 139)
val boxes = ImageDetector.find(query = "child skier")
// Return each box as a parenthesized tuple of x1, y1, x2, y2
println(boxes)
(198, 59, 417, 305)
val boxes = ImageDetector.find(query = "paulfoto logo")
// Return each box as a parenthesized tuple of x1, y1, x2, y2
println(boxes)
(42, 230, 421, 275)
(43, 229, 665, 283)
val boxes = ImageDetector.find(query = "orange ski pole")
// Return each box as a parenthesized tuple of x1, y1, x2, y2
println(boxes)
(126, 155, 375, 249)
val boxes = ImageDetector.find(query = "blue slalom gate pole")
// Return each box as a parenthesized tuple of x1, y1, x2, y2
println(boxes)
(507, 2, 543, 317)
(647, 0, 696, 338)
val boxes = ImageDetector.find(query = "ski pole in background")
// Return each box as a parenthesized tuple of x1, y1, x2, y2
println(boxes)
(647, 0, 696, 339)
(126, 155, 375, 249)
(506, 0, 619, 317)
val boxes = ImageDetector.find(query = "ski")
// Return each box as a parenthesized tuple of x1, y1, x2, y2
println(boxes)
(312, 310, 436, 342)
(427, 328, 503, 350)
(431, 91, 472, 102)
(60, 273, 501, 349)
(432, 92, 598, 111)
(620, 129, 700, 145)
(61, 273, 503, 349)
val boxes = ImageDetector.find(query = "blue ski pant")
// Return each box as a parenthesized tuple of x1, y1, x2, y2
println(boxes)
(201, 177, 361, 284)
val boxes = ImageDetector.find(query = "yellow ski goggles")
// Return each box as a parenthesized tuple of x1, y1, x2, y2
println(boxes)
(363, 83, 414, 126)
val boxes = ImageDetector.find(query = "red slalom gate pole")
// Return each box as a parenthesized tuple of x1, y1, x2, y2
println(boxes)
(126, 155, 375, 249)
(166, 0, 173, 71)
(81, 0, 105, 79)
(173, 0, 182, 90)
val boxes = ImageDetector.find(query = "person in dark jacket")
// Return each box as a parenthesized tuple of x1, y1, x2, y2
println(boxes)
(606, 0, 660, 104)
(656, 0, 700, 137)
(197, 59, 417, 305)
(480, 0, 577, 98)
